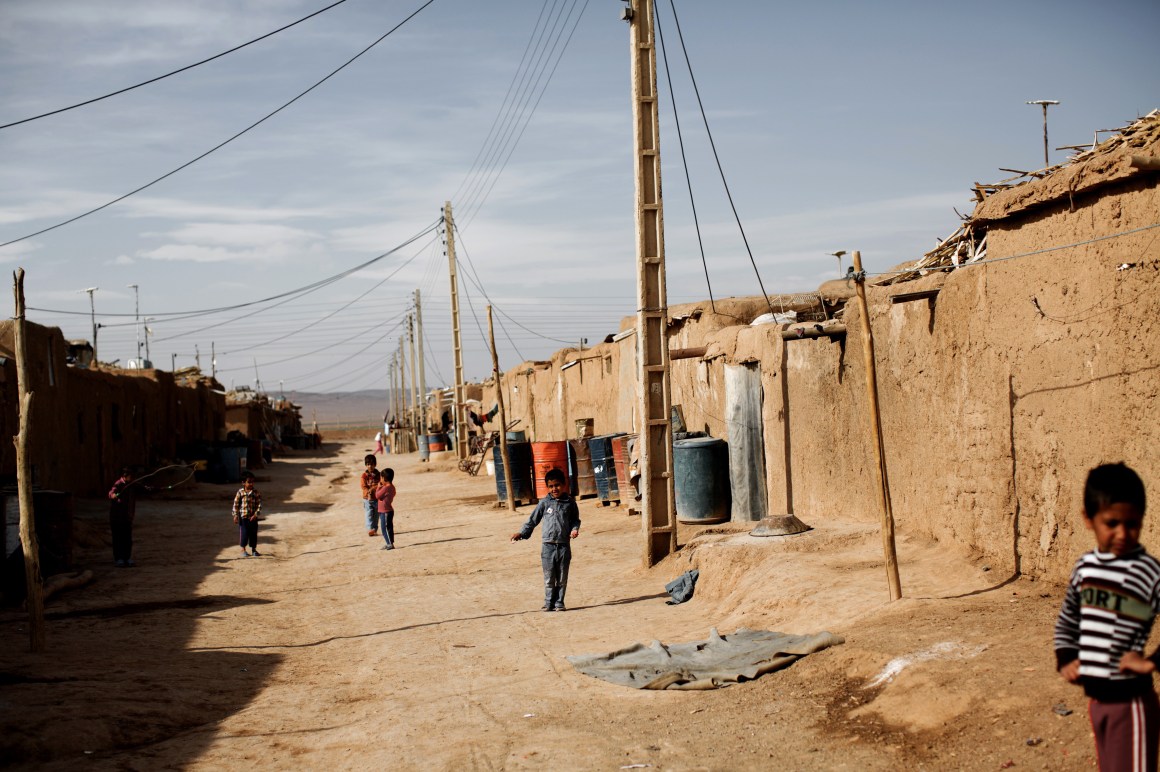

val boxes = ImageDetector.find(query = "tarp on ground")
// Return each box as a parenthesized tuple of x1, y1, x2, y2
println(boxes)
(566, 628, 843, 690)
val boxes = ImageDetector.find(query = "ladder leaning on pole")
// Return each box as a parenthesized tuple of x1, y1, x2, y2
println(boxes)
(628, 0, 677, 566)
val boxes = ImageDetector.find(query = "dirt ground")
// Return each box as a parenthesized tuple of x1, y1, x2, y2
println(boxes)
(0, 440, 1107, 770)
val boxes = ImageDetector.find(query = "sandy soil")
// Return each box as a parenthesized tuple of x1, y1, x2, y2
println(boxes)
(1, 440, 1107, 770)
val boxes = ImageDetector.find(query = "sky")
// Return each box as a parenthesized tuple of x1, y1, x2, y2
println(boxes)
(1, 0, 1157, 406)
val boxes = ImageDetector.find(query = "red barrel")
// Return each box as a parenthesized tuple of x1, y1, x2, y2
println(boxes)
(427, 433, 447, 452)
(611, 434, 636, 504)
(531, 441, 570, 499)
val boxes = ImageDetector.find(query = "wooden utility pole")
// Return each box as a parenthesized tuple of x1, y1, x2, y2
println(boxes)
(487, 307, 515, 511)
(628, 0, 677, 566)
(407, 314, 419, 435)
(851, 250, 902, 601)
(13, 269, 45, 651)
(444, 202, 468, 460)
(414, 289, 428, 434)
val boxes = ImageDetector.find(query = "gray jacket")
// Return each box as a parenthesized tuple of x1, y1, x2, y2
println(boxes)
(518, 494, 581, 544)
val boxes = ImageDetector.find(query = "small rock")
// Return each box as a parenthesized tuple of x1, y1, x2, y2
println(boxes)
(1026, 737, 1042, 747)
(982, 565, 991, 572)
(1052, 702, 1073, 717)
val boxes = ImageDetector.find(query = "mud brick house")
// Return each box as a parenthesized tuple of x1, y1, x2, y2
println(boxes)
(0, 319, 226, 498)
(481, 110, 1160, 582)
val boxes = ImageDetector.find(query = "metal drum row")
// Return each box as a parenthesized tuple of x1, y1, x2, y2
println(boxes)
(492, 434, 732, 523)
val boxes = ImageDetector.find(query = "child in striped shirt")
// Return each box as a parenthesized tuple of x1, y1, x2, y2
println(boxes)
(1055, 462, 1158, 772)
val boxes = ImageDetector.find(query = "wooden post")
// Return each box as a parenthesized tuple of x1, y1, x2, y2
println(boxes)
(851, 251, 902, 601)
(629, 0, 677, 566)
(487, 307, 515, 511)
(13, 268, 45, 651)
(444, 202, 469, 461)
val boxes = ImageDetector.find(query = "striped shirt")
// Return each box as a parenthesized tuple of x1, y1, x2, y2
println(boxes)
(1055, 547, 1160, 700)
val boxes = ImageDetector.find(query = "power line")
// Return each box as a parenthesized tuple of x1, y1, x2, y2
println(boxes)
(0, 0, 353, 131)
(0, 0, 438, 249)
(662, 0, 773, 315)
(30, 218, 440, 322)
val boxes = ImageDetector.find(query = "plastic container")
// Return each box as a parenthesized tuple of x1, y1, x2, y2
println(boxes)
(673, 437, 731, 524)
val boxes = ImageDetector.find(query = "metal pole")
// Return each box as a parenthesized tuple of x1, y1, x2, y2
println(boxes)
(1026, 100, 1059, 168)
(84, 287, 99, 363)
(407, 314, 419, 435)
(851, 250, 902, 601)
(488, 306, 515, 511)
(415, 289, 428, 435)
(128, 283, 140, 363)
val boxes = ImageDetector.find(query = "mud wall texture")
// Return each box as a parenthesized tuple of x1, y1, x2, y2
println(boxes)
(482, 170, 1159, 582)
(0, 322, 226, 496)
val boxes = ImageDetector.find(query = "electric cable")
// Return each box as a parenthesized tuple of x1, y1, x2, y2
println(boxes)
(448, 0, 555, 206)
(460, 0, 590, 229)
(0, 0, 437, 249)
(664, 0, 774, 315)
(0, 0, 353, 131)
(454, 0, 570, 217)
(655, 9, 714, 312)
(30, 218, 439, 321)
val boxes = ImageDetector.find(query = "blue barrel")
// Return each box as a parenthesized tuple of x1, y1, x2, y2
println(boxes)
(588, 434, 622, 502)
(494, 442, 534, 504)
(673, 437, 731, 524)
(220, 446, 246, 483)
(417, 433, 430, 461)
(507, 430, 527, 443)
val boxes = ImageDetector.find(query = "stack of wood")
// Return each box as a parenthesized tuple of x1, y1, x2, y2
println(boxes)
(878, 223, 987, 286)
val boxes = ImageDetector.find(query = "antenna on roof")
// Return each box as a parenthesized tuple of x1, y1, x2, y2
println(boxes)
(1026, 100, 1060, 168)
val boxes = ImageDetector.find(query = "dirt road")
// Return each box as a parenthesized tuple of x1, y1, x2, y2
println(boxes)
(2, 440, 1102, 770)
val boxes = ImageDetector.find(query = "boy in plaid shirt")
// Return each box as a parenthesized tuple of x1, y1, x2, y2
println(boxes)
(232, 474, 263, 557)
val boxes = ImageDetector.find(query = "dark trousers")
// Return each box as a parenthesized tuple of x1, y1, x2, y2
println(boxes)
(541, 542, 572, 609)
(1090, 691, 1160, 772)
(238, 518, 258, 550)
(110, 514, 133, 562)
(378, 511, 395, 547)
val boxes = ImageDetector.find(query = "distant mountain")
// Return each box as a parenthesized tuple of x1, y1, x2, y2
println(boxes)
(286, 389, 391, 428)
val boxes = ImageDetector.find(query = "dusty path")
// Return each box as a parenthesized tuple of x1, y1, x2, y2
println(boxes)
(2, 440, 1105, 770)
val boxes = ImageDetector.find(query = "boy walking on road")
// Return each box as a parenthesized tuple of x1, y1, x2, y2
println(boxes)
(1055, 462, 1159, 771)
(232, 474, 262, 558)
(511, 468, 580, 612)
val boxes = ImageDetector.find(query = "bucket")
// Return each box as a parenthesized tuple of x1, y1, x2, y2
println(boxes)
(575, 418, 594, 439)
(485, 458, 495, 476)
(494, 443, 534, 504)
(531, 441, 570, 499)
(417, 433, 430, 461)
(611, 434, 637, 503)
(506, 430, 527, 443)
(673, 437, 731, 524)
(427, 433, 446, 453)
(569, 439, 597, 498)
